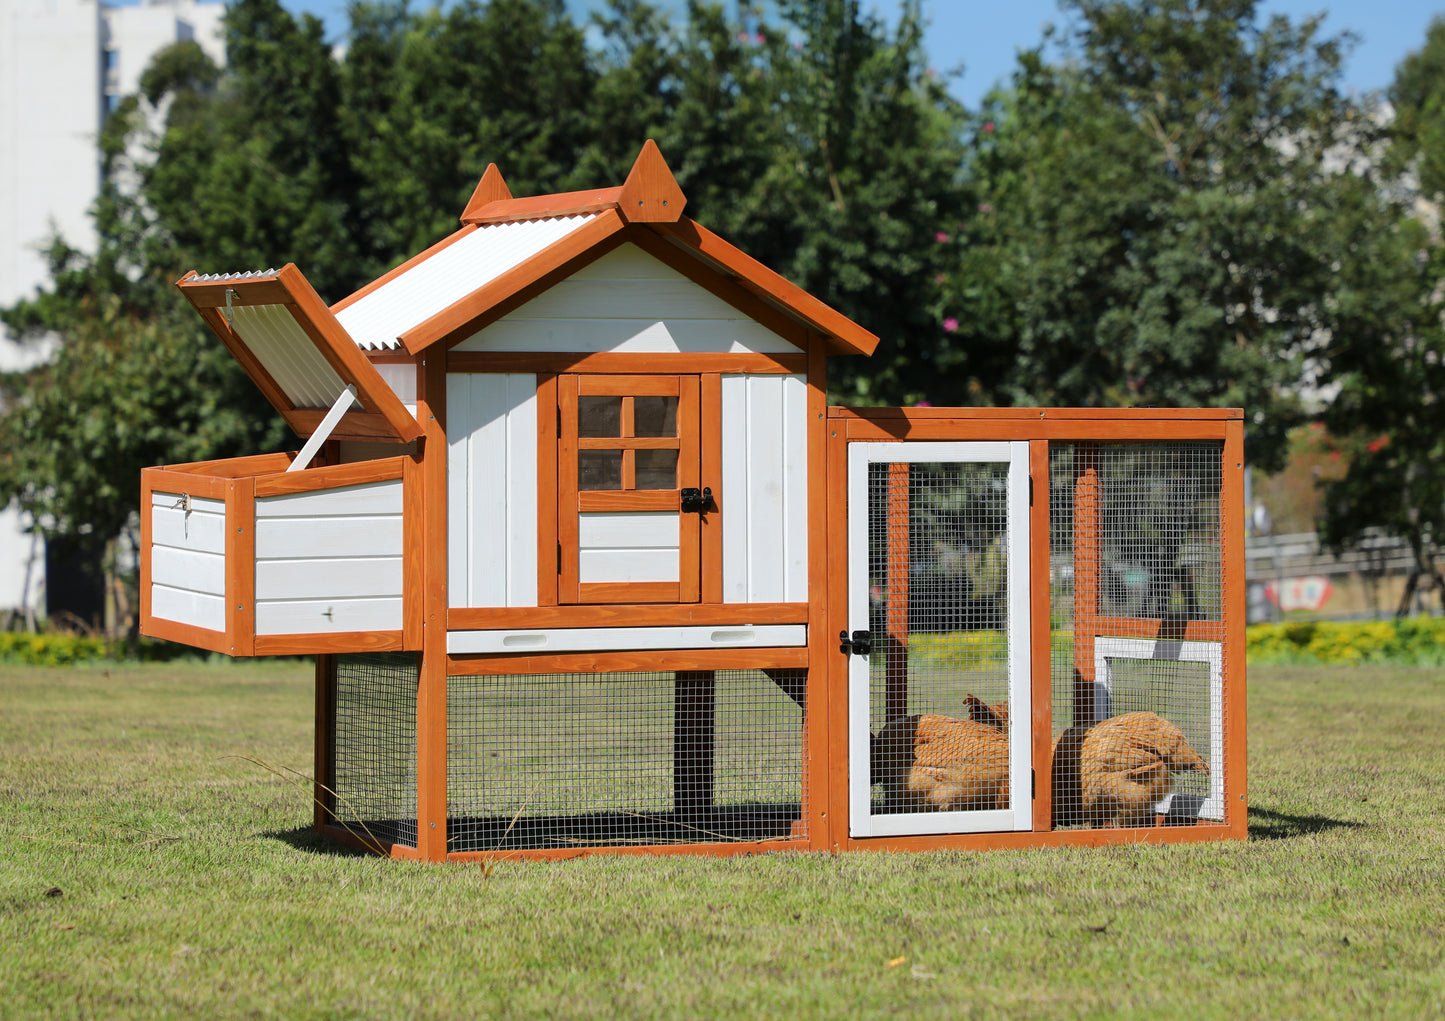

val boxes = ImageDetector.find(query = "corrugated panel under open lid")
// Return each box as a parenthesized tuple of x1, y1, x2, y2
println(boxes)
(229, 304, 347, 409)
(335, 214, 600, 351)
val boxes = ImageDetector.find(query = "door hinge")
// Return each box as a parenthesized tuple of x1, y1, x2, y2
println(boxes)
(556, 406, 562, 435)
(1031, 768, 1036, 799)
(839, 630, 873, 656)
(1029, 475, 1034, 507)
(557, 541, 562, 574)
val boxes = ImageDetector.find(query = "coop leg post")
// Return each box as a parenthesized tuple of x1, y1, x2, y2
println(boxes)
(415, 353, 450, 863)
(314, 653, 334, 833)
(674, 671, 715, 822)
(885, 462, 910, 722)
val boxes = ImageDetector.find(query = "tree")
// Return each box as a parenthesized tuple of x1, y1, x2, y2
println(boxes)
(937, 0, 1408, 472)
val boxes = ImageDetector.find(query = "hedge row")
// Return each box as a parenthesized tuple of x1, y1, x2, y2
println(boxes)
(0, 632, 199, 667)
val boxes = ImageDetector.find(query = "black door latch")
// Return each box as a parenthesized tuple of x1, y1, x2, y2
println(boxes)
(839, 630, 873, 656)
(680, 486, 713, 513)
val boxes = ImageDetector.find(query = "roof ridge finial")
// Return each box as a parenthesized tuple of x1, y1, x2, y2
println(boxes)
(461, 164, 514, 223)
(618, 139, 685, 223)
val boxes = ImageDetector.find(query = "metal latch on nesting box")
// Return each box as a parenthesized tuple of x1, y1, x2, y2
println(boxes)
(839, 630, 873, 656)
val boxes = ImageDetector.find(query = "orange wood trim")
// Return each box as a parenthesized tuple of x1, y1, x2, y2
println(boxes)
(459, 164, 512, 223)
(417, 352, 449, 862)
(445, 646, 810, 676)
(226, 477, 256, 657)
(804, 335, 831, 850)
(330, 225, 479, 315)
(142, 466, 230, 501)
(701, 373, 724, 605)
(445, 602, 808, 630)
(313, 654, 332, 832)
(577, 436, 680, 451)
(446, 351, 808, 375)
(578, 581, 682, 604)
(401, 209, 628, 354)
(653, 218, 879, 357)
(194, 306, 300, 436)
(443, 836, 810, 864)
(840, 418, 1233, 443)
(885, 462, 909, 723)
(252, 455, 406, 497)
(403, 455, 424, 650)
(365, 351, 419, 365)
(617, 139, 686, 223)
(1221, 420, 1248, 837)
(536, 373, 560, 607)
(836, 820, 1237, 854)
(463, 187, 625, 225)
(678, 374, 702, 603)
(621, 398, 635, 493)
(139, 614, 231, 654)
(138, 471, 155, 635)
(576, 490, 679, 512)
(176, 274, 291, 307)
(577, 373, 682, 396)
(318, 822, 418, 858)
(831, 406, 1244, 422)
(625, 226, 813, 351)
(1073, 444, 1100, 726)
(824, 421, 851, 849)
(1088, 617, 1226, 642)
(1029, 439, 1053, 832)
(252, 631, 405, 655)
(275, 265, 424, 442)
(157, 452, 295, 478)
(557, 374, 581, 603)
(286, 408, 416, 443)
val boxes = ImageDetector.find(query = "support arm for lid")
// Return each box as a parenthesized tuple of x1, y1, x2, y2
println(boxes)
(287, 385, 360, 472)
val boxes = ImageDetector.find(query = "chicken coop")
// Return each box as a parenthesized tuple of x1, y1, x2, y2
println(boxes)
(140, 141, 1247, 861)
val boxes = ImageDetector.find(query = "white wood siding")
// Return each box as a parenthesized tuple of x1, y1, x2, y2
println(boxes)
(452, 245, 800, 355)
(447, 373, 538, 608)
(149, 492, 226, 632)
(449, 624, 807, 655)
(721, 374, 808, 603)
(253, 479, 404, 635)
(577, 511, 679, 584)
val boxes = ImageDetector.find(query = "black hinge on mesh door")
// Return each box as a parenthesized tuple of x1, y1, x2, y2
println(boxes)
(839, 630, 873, 656)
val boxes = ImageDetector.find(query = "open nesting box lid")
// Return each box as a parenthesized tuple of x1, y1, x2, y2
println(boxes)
(177, 265, 424, 444)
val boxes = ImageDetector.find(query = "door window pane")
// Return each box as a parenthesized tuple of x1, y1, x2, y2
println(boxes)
(578, 396, 622, 438)
(633, 396, 678, 438)
(635, 449, 678, 490)
(579, 450, 623, 490)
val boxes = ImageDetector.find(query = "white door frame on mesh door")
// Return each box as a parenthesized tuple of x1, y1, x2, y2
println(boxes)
(1091, 636, 1224, 821)
(846, 441, 1032, 838)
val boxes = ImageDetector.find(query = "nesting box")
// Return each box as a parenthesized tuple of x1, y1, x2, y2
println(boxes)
(140, 142, 1247, 860)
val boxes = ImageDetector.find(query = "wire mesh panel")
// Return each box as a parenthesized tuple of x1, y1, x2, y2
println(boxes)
(1048, 442, 1228, 829)
(847, 442, 1030, 837)
(446, 669, 806, 853)
(329, 653, 418, 848)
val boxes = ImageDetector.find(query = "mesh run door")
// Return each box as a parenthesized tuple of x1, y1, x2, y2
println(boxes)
(847, 442, 1031, 837)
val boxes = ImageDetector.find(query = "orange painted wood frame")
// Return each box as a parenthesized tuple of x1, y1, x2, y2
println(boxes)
(884, 463, 909, 723)
(1221, 418, 1248, 837)
(447, 602, 807, 631)
(803, 335, 832, 848)
(446, 647, 809, 677)
(416, 351, 449, 861)
(1073, 444, 1101, 726)
(1029, 440, 1054, 832)
(314, 654, 334, 833)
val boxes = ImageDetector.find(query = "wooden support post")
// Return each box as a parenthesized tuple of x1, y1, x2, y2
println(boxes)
(1029, 440, 1053, 832)
(1221, 420, 1248, 838)
(674, 670, 716, 819)
(416, 353, 450, 861)
(313, 653, 334, 833)
(885, 462, 910, 722)
(1073, 444, 1101, 727)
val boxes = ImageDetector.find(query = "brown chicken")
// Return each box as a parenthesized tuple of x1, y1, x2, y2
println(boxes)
(1051, 712, 1209, 828)
(871, 711, 1010, 813)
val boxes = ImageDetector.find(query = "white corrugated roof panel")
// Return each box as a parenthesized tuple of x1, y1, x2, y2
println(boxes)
(336, 214, 600, 350)
(229, 304, 348, 409)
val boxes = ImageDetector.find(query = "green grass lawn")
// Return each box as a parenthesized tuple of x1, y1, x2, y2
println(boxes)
(2, 660, 1443, 1019)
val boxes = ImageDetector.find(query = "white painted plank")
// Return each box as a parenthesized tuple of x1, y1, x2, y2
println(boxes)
(456, 317, 798, 354)
(504, 373, 538, 607)
(374, 361, 417, 404)
(746, 375, 787, 602)
(720, 375, 750, 601)
(447, 372, 473, 607)
(254, 556, 403, 600)
(781, 373, 809, 602)
(467, 373, 510, 607)
(255, 479, 403, 518)
(254, 597, 403, 635)
(151, 585, 226, 632)
(254, 515, 402, 559)
(150, 492, 225, 515)
(448, 624, 807, 655)
(150, 546, 226, 595)
(579, 512, 679, 549)
(565, 244, 682, 280)
(506, 278, 755, 321)
(578, 548, 679, 584)
(150, 505, 226, 554)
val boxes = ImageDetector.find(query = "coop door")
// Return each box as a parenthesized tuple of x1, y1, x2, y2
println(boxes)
(847, 442, 1032, 837)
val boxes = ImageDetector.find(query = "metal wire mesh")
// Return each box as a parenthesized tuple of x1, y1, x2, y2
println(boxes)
(1049, 442, 1227, 829)
(866, 461, 1013, 815)
(446, 669, 807, 852)
(329, 653, 419, 847)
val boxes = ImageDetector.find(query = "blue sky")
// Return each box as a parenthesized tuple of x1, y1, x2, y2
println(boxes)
(263, 0, 1440, 108)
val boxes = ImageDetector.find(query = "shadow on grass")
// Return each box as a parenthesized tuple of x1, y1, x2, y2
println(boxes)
(1248, 806, 1366, 841)
(264, 825, 381, 858)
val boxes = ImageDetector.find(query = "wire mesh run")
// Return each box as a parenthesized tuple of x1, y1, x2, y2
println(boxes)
(446, 670, 807, 853)
(329, 653, 419, 848)
(866, 460, 1013, 815)
(1049, 442, 1227, 829)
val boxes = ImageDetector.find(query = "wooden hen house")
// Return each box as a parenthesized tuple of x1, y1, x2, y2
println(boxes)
(140, 142, 1248, 861)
